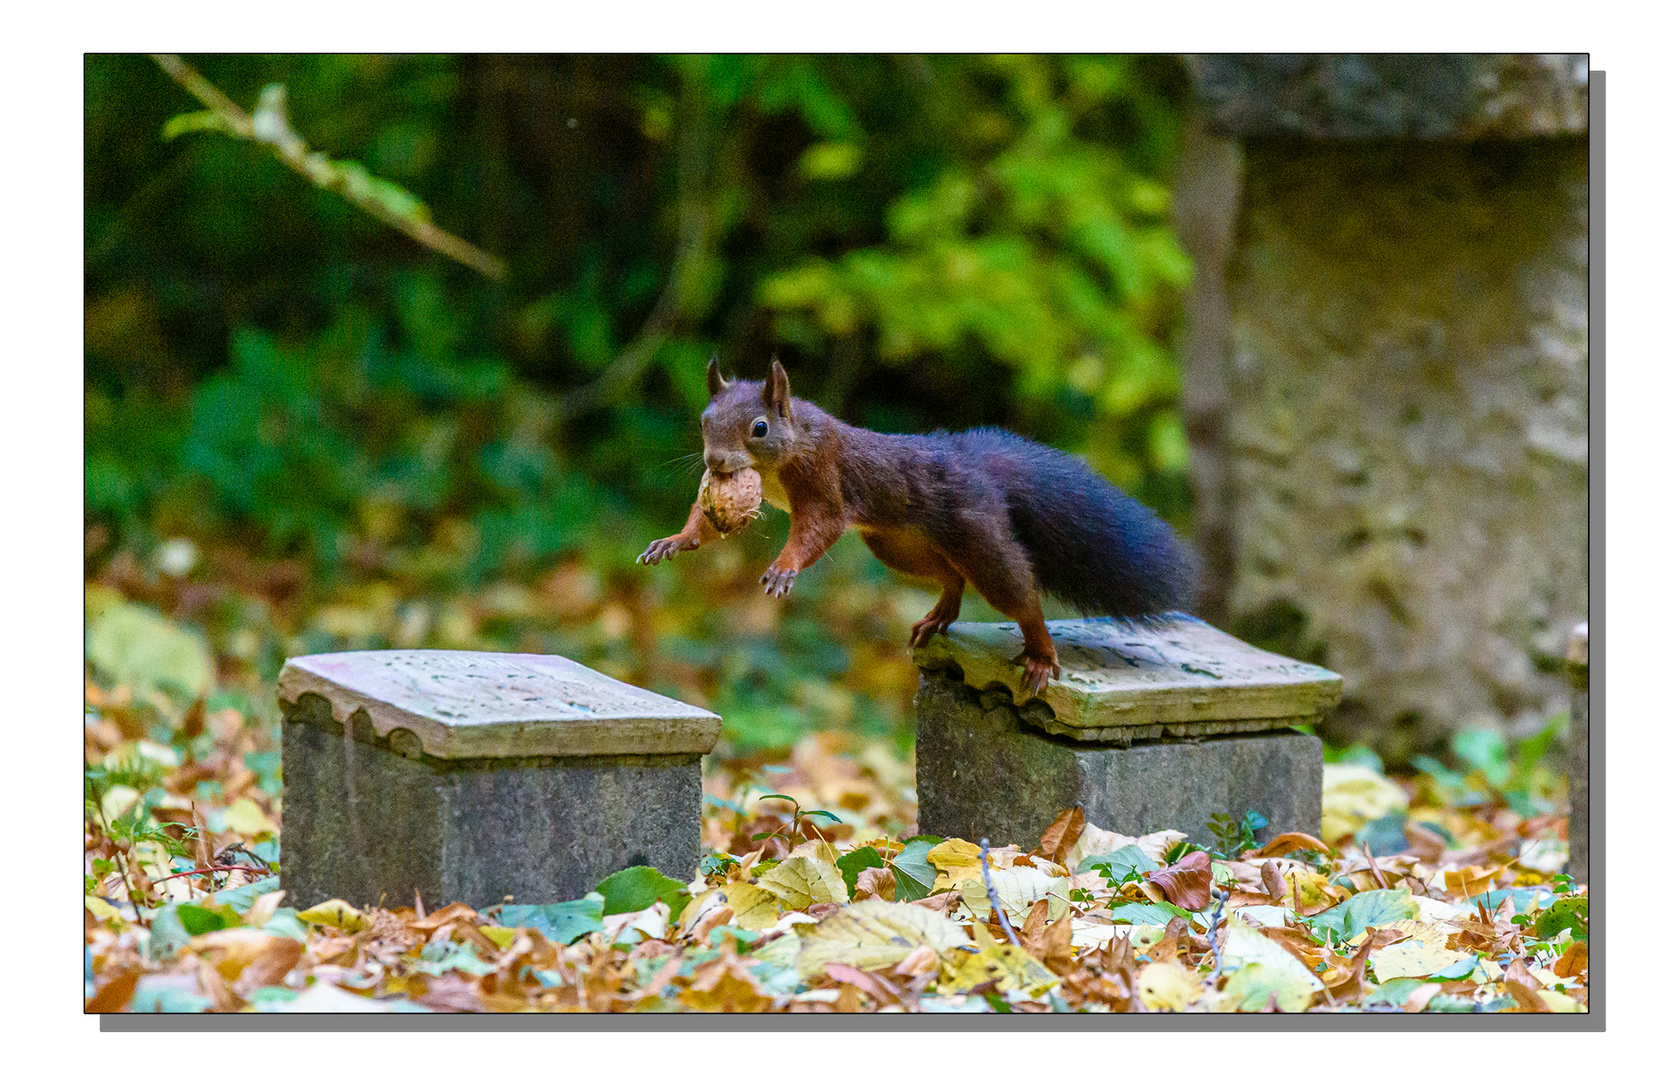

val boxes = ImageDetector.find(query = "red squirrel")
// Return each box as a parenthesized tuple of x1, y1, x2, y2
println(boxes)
(638, 358, 1196, 694)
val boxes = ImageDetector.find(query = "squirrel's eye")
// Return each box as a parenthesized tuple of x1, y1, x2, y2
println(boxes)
(751, 419, 769, 439)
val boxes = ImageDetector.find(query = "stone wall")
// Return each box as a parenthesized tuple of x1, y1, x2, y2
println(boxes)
(1177, 56, 1589, 762)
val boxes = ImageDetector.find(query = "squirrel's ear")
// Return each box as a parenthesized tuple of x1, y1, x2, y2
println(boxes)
(763, 357, 792, 419)
(706, 354, 728, 399)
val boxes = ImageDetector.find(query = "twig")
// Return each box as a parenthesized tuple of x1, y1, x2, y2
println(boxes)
(147, 864, 275, 886)
(150, 54, 506, 280)
(978, 838, 1017, 942)
(1203, 891, 1227, 988)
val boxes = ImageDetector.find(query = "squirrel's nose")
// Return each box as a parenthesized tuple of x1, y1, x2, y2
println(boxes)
(705, 451, 743, 475)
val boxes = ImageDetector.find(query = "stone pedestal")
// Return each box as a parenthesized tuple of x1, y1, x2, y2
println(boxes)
(277, 650, 721, 910)
(1565, 622, 1590, 885)
(912, 617, 1339, 847)
(1177, 55, 1589, 764)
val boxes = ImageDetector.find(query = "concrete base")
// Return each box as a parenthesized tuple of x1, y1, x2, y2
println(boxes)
(915, 671, 1323, 849)
(280, 693, 703, 909)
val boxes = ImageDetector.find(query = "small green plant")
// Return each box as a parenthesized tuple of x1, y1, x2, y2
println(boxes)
(1206, 809, 1268, 857)
(751, 793, 843, 851)
(1412, 718, 1564, 816)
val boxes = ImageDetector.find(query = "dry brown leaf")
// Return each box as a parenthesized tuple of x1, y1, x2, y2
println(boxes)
(854, 867, 896, 902)
(1036, 807, 1085, 861)
(86, 969, 140, 1013)
(1554, 941, 1588, 980)
(1256, 832, 1331, 858)
(1262, 860, 1288, 905)
(1146, 850, 1213, 911)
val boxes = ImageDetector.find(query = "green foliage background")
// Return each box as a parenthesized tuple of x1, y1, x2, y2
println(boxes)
(86, 54, 1195, 746)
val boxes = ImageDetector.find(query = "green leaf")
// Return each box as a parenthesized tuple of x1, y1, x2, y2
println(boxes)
(594, 865, 691, 921)
(1365, 977, 1429, 1008)
(1307, 888, 1417, 942)
(1110, 901, 1189, 926)
(891, 838, 937, 902)
(1532, 896, 1588, 942)
(211, 875, 282, 914)
(1452, 727, 1510, 789)
(835, 846, 886, 897)
(129, 979, 211, 1013)
(415, 939, 495, 976)
(86, 601, 214, 699)
(162, 110, 238, 140)
(497, 893, 605, 945)
(175, 903, 229, 936)
(1079, 846, 1156, 882)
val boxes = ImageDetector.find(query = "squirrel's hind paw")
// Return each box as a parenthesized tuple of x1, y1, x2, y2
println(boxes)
(1018, 651, 1062, 696)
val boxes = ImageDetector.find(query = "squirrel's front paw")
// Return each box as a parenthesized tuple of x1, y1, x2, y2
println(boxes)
(638, 535, 693, 565)
(759, 564, 798, 597)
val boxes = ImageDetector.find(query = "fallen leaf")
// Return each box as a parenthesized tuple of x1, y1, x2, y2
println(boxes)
(925, 838, 985, 892)
(757, 854, 849, 910)
(221, 798, 277, 838)
(1139, 961, 1203, 1011)
(1257, 832, 1332, 858)
(854, 867, 896, 902)
(1146, 850, 1213, 910)
(297, 898, 367, 933)
(959, 865, 1069, 924)
(721, 882, 785, 931)
(1322, 764, 1409, 843)
(1035, 807, 1085, 861)
(796, 900, 970, 978)
(937, 923, 1061, 997)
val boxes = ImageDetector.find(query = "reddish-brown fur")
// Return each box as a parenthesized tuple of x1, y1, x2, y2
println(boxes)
(638, 358, 1194, 694)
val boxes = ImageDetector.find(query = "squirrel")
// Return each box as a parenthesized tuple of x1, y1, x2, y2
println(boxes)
(638, 357, 1196, 695)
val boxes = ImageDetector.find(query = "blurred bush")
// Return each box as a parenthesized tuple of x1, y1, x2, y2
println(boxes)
(87, 54, 1193, 576)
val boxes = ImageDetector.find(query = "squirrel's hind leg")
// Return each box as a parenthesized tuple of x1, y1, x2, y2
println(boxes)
(941, 535, 1061, 695)
(859, 530, 964, 647)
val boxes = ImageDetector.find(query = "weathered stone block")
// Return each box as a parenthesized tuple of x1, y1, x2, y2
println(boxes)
(277, 651, 720, 910)
(915, 672, 1323, 849)
(1188, 54, 1588, 140)
(1565, 622, 1589, 885)
(1173, 54, 1589, 762)
(913, 618, 1335, 848)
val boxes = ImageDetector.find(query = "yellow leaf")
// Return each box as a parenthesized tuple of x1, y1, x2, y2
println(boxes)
(223, 798, 277, 838)
(796, 899, 971, 977)
(298, 898, 367, 933)
(757, 855, 849, 910)
(1139, 961, 1203, 1011)
(479, 925, 517, 949)
(1321, 763, 1408, 843)
(1437, 865, 1505, 899)
(722, 882, 784, 931)
(85, 895, 122, 923)
(926, 838, 985, 892)
(1224, 963, 1315, 1013)
(1532, 988, 1587, 1013)
(1283, 866, 1341, 910)
(958, 866, 1069, 924)
(937, 925, 1060, 997)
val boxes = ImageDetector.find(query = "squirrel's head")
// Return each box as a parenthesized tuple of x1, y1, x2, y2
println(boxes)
(699, 356, 798, 475)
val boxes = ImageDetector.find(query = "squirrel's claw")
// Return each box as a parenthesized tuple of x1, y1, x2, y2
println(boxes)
(1018, 650, 1062, 696)
(760, 565, 797, 597)
(639, 536, 691, 565)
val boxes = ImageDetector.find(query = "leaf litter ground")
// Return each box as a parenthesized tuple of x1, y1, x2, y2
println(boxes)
(85, 541, 1585, 1014)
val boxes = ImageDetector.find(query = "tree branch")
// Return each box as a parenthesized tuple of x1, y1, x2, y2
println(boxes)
(151, 54, 506, 281)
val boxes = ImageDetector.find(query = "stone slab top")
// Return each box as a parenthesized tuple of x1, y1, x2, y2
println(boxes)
(277, 650, 721, 760)
(912, 616, 1342, 734)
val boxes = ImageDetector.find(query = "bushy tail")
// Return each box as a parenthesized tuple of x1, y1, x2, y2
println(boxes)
(968, 430, 1197, 617)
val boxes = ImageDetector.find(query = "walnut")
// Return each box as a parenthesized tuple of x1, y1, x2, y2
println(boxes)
(698, 468, 764, 536)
